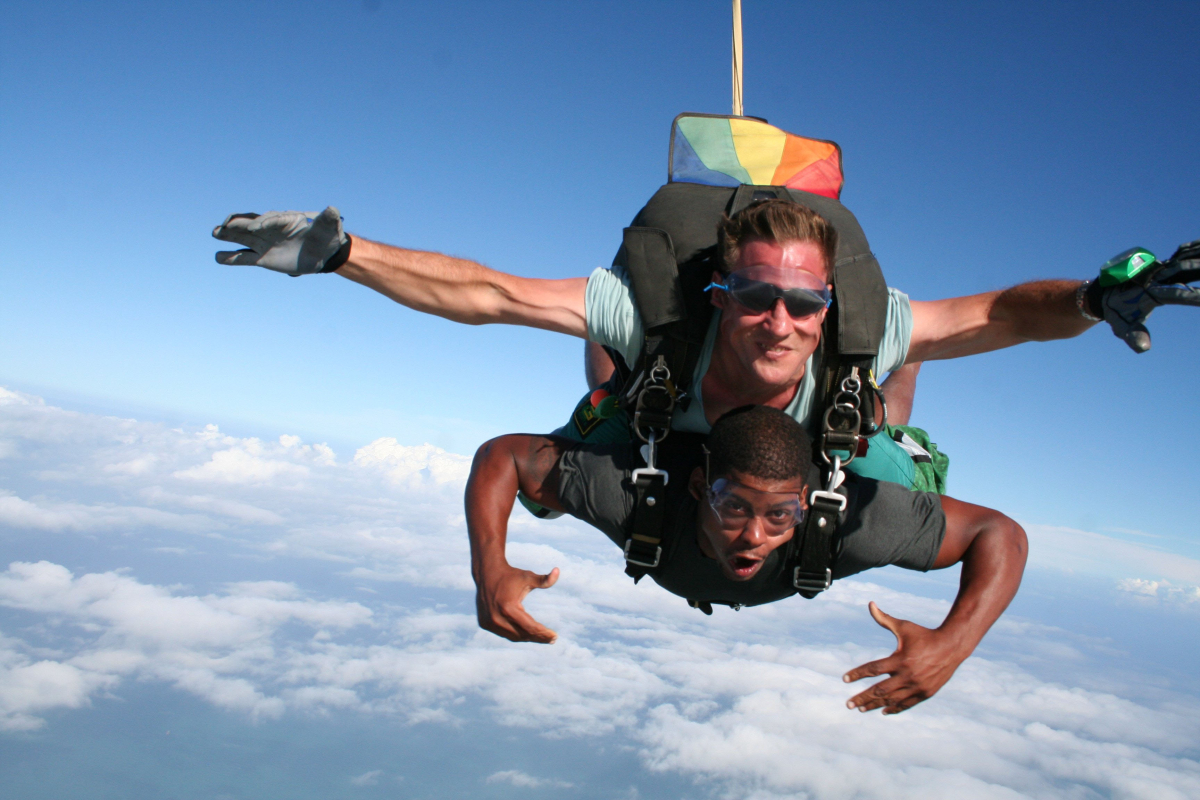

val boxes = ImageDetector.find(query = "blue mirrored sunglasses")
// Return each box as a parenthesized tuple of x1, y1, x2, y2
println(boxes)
(705, 273, 831, 319)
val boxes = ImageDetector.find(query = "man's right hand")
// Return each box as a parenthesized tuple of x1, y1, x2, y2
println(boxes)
(213, 206, 351, 276)
(475, 563, 560, 644)
(843, 602, 966, 714)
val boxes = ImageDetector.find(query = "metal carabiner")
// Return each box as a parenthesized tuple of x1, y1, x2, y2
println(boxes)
(825, 454, 845, 492)
(632, 429, 669, 485)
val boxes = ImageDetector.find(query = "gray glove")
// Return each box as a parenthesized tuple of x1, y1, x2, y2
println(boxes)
(1086, 241, 1200, 353)
(212, 206, 351, 276)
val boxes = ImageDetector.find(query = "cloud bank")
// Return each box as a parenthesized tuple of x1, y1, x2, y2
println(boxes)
(1, 386, 1198, 799)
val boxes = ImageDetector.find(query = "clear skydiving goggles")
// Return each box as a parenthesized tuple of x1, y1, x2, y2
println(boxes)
(704, 478, 806, 534)
(704, 265, 832, 319)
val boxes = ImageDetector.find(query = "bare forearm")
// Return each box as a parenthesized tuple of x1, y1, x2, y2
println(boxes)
(991, 279, 1096, 342)
(937, 519, 1028, 658)
(908, 280, 1097, 362)
(465, 439, 523, 581)
(337, 235, 588, 336)
(466, 435, 565, 644)
(465, 435, 566, 580)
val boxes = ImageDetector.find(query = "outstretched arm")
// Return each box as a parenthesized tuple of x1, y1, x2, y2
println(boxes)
(213, 208, 588, 336)
(843, 497, 1028, 714)
(907, 241, 1200, 360)
(466, 434, 572, 643)
(339, 236, 588, 336)
(907, 280, 1094, 363)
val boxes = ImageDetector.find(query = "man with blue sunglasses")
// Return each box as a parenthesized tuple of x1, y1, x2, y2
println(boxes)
(211, 202, 1197, 492)
(704, 267, 831, 320)
(463, 405, 1027, 716)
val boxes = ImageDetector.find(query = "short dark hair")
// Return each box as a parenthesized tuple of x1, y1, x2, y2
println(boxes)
(717, 199, 838, 277)
(707, 405, 818, 488)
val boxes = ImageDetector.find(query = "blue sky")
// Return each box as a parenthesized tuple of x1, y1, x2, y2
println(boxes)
(2, 1, 1200, 796)
(2, 0, 1198, 538)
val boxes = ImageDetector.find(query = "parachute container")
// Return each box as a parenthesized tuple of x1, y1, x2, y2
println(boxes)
(668, 113, 844, 200)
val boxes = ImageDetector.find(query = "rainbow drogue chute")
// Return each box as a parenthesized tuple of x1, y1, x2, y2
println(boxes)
(669, 114, 844, 199)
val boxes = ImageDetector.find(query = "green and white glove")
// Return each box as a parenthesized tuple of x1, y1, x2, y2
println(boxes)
(1083, 240, 1200, 353)
(212, 206, 351, 276)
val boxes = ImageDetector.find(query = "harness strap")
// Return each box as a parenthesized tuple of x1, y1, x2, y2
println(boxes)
(624, 470, 668, 580)
(792, 487, 847, 598)
(624, 227, 685, 330)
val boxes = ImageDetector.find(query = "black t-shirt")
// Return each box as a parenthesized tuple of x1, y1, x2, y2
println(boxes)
(556, 438, 946, 607)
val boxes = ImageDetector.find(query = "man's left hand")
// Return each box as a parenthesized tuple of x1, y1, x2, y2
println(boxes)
(842, 601, 967, 715)
(1090, 240, 1200, 353)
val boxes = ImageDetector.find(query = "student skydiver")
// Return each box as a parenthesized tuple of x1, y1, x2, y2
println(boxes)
(464, 405, 1028, 716)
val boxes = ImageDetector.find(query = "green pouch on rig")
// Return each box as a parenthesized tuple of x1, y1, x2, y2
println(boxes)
(888, 424, 949, 494)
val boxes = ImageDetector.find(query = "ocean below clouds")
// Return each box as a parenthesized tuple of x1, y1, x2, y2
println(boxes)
(0, 385, 1198, 800)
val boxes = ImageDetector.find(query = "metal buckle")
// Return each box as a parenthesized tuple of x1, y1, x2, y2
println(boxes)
(631, 467, 668, 486)
(793, 567, 832, 592)
(808, 489, 848, 512)
(624, 539, 662, 569)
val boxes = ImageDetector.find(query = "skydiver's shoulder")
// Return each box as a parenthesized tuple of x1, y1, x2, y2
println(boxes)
(833, 474, 946, 577)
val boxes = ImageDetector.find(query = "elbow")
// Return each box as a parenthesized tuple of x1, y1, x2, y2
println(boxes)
(472, 434, 520, 467)
(990, 516, 1028, 575)
(1009, 520, 1029, 567)
(967, 512, 1028, 574)
(468, 436, 510, 490)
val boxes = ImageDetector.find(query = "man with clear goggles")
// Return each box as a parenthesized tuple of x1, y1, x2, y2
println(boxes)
(464, 405, 1027, 717)
(706, 476, 805, 534)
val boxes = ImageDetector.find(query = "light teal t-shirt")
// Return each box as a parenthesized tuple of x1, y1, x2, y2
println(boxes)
(584, 264, 914, 434)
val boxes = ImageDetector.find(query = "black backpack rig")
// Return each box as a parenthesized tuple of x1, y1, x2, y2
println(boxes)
(607, 113, 892, 601)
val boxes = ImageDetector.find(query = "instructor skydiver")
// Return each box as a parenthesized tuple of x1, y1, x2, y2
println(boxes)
(464, 405, 1028, 716)
(210, 204, 1200, 467)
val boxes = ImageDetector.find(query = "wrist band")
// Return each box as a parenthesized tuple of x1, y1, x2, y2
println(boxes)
(1075, 280, 1101, 322)
(319, 237, 353, 273)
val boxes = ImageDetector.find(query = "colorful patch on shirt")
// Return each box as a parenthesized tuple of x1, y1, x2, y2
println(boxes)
(572, 400, 606, 439)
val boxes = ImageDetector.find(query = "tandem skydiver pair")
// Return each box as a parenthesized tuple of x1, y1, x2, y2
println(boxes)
(210, 114, 1197, 713)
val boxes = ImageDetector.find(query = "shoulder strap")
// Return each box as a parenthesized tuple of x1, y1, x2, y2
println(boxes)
(621, 433, 705, 581)
(788, 362, 881, 599)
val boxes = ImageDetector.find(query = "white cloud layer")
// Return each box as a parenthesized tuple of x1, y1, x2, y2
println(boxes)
(487, 769, 574, 789)
(349, 769, 383, 787)
(1024, 521, 1200, 586)
(2, 386, 1199, 798)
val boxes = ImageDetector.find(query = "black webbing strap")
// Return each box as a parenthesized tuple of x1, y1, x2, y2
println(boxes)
(728, 184, 793, 216)
(623, 227, 685, 330)
(792, 488, 847, 598)
(619, 225, 706, 412)
(624, 470, 668, 580)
